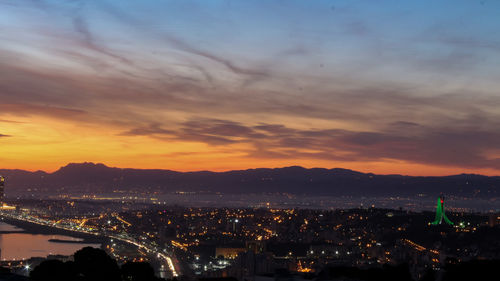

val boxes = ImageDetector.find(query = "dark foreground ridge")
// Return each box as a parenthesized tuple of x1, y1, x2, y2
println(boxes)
(2, 247, 498, 281)
(28, 247, 163, 281)
(1, 162, 499, 197)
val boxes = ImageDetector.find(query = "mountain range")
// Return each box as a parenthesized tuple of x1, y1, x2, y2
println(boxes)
(0, 162, 499, 198)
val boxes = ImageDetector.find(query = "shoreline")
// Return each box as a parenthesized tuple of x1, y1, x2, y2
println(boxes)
(48, 238, 97, 244)
(0, 216, 106, 244)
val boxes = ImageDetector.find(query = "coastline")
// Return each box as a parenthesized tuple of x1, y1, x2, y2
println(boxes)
(48, 238, 91, 244)
(0, 216, 106, 244)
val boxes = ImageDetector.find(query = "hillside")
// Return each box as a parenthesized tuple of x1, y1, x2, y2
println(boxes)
(1, 163, 498, 197)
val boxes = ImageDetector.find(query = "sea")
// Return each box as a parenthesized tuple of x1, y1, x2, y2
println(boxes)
(0, 222, 100, 261)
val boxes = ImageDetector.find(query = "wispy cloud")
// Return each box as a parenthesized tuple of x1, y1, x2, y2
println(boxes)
(71, 13, 132, 65)
(120, 116, 500, 169)
(0, 119, 24, 124)
(1, 0, 500, 173)
(0, 103, 87, 120)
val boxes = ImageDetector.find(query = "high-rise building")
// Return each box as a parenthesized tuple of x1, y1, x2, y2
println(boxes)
(0, 175, 4, 203)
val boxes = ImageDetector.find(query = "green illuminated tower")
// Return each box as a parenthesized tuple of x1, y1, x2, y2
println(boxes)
(430, 195, 453, 225)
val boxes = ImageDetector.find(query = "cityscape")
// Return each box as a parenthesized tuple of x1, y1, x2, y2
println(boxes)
(0, 168, 499, 281)
(1, 1, 500, 281)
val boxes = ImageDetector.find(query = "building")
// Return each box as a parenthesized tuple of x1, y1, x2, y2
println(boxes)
(488, 213, 500, 227)
(215, 247, 246, 259)
(0, 175, 4, 203)
(246, 241, 266, 254)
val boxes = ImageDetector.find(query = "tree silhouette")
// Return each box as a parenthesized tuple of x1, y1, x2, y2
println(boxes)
(121, 262, 157, 281)
(73, 247, 121, 281)
(30, 247, 168, 281)
(442, 260, 500, 281)
(316, 264, 414, 281)
(30, 260, 79, 281)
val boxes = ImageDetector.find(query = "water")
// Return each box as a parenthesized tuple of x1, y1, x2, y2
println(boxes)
(0, 222, 100, 261)
(154, 193, 500, 212)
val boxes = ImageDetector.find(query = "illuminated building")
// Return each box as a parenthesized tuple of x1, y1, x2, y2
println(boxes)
(246, 241, 266, 254)
(215, 247, 246, 259)
(430, 195, 453, 225)
(488, 213, 500, 227)
(228, 218, 241, 232)
(0, 175, 4, 203)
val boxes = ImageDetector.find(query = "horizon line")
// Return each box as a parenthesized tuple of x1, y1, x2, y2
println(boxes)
(0, 161, 496, 178)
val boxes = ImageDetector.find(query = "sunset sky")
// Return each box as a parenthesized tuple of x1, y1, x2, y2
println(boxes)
(1, 0, 500, 175)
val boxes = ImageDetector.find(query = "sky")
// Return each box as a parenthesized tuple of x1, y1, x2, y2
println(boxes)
(1, 0, 500, 175)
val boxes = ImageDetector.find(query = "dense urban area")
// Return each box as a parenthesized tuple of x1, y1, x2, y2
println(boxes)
(0, 197, 498, 281)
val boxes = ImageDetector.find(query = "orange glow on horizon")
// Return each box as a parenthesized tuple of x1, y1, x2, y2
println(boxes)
(2, 115, 500, 177)
(2, 2, 500, 180)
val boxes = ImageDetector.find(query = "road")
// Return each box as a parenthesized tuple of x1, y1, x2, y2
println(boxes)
(0, 211, 180, 277)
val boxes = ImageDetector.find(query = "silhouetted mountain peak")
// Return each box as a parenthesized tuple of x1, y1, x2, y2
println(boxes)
(1, 162, 499, 198)
(56, 162, 109, 172)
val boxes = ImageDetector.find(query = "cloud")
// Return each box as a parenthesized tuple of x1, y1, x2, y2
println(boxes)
(0, 134, 11, 138)
(0, 119, 24, 124)
(2, 0, 500, 173)
(120, 117, 500, 169)
(4, 45, 500, 171)
(121, 119, 266, 145)
(71, 13, 132, 65)
(165, 36, 269, 78)
(93, 0, 274, 86)
(119, 123, 175, 137)
(439, 36, 500, 53)
(0, 103, 87, 120)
